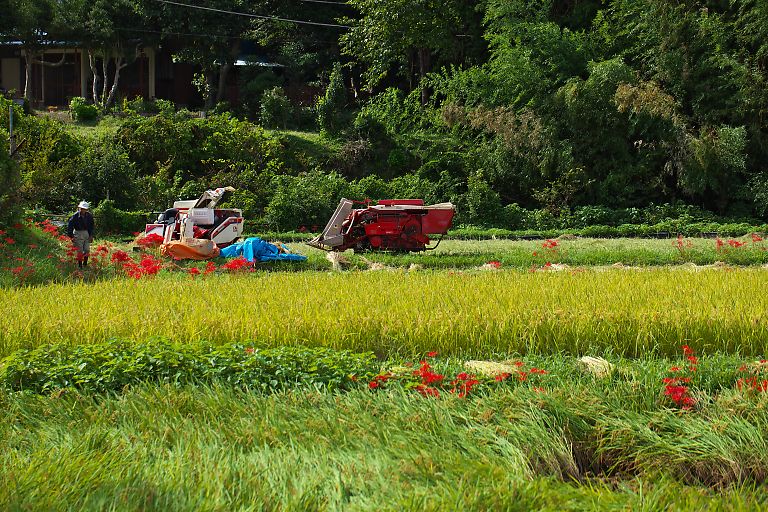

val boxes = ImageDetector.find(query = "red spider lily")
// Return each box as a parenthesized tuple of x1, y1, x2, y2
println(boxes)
(427, 351, 438, 357)
(664, 385, 695, 408)
(415, 384, 440, 398)
(136, 233, 165, 247)
(486, 260, 502, 269)
(28, 243, 38, 249)
(514, 361, 525, 367)
(368, 381, 380, 389)
(682, 345, 693, 355)
(532, 387, 546, 393)
(188, 267, 201, 277)
(413, 361, 444, 385)
(244, 347, 255, 355)
(518, 371, 528, 382)
(12, 223, 22, 230)
(203, 261, 217, 275)
(0, 229, 5, 236)
(728, 239, 746, 248)
(450, 372, 479, 398)
(4, 237, 15, 244)
(715, 238, 724, 251)
(752, 233, 764, 243)
(111, 250, 132, 263)
(542, 239, 559, 249)
(530, 367, 548, 374)
(670, 366, 682, 372)
(222, 257, 251, 271)
(495, 372, 512, 382)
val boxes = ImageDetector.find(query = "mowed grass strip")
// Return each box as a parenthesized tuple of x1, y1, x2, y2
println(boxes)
(2, 268, 767, 357)
(1, 384, 767, 511)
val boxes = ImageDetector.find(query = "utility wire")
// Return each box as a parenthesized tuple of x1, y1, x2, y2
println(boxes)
(149, 0, 351, 29)
(294, 0, 349, 5)
(116, 26, 340, 44)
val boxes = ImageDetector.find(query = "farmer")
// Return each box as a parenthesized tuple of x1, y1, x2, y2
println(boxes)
(67, 201, 95, 268)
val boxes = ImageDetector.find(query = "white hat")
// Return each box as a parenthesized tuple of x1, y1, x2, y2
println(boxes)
(78, 201, 90, 209)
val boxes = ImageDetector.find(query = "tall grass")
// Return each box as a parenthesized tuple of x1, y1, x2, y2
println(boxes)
(2, 268, 767, 358)
(1, 379, 767, 511)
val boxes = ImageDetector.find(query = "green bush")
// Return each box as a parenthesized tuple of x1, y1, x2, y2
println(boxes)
(69, 97, 99, 122)
(260, 87, 292, 129)
(316, 63, 346, 136)
(0, 339, 377, 394)
(92, 199, 150, 235)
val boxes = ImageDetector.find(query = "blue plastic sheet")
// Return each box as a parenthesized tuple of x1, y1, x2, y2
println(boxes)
(220, 237, 307, 263)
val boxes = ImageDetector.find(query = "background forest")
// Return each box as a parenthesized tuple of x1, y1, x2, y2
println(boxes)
(1, 0, 767, 232)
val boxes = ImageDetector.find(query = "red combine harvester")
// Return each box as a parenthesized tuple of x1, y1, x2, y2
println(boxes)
(307, 198, 456, 252)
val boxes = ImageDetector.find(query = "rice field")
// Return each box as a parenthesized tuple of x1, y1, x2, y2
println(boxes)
(3, 235, 768, 510)
(1, 267, 767, 358)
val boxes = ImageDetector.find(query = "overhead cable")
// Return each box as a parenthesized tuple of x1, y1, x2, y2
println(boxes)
(149, 0, 350, 29)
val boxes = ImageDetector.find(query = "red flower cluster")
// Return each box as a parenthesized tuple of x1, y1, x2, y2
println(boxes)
(542, 239, 559, 249)
(728, 239, 746, 248)
(222, 256, 252, 271)
(450, 372, 480, 398)
(736, 361, 768, 394)
(39, 219, 60, 237)
(368, 372, 393, 389)
(752, 233, 764, 243)
(136, 233, 164, 248)
(413, 360, 445, 386)
(673, 235, 693, 256)
(122, 254, 163, 279)
(663, 345, 698, 410)
(111, 250, 132, 263)
(486, 260, 502, 269)
(204, 261, 217, 275)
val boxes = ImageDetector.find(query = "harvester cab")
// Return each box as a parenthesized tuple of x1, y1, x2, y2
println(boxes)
(144, 186, 244, 247)
(308, 198, 456, 252)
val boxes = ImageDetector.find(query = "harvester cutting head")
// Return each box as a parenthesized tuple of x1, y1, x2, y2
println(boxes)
(307, 198, 455, 252)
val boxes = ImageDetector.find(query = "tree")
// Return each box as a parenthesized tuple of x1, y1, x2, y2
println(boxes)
(135, 0, 264, 109)
(0, 0, 71, 102)
(341, 0, 468, 103)
(58, 0, 145, 109)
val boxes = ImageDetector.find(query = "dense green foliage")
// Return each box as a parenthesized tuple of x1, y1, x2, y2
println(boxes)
(0, 340, 375, 393)
(5, 0, 768, 230)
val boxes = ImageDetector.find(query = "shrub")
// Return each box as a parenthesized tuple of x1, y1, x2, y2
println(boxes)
(260, 87, 292, 129)
(69, 97, 99, 122)
(316, 62, 347, 136)
(0, 340, 377, 394)
(92, 199, 150, 235)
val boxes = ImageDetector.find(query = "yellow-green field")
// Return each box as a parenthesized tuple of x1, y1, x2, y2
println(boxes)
(2, 268, 767, 358)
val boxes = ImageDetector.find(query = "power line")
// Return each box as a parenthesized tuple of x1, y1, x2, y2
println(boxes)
(149, 0, 351, 29)
(295, 0, 349, 5)
(116, 26, 340, 44)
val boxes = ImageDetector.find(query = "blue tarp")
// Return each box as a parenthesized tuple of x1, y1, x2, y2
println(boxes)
(220, 237, 307, 263)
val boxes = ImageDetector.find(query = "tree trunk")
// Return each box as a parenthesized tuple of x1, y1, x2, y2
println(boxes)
(88, 50, 100, 104)
(417, 47, 431, 105)
(105, 56, 128, 109)
(215, 39, 241, 105)
(101, 56, 110, 108)
(21, 49, 35, 101)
